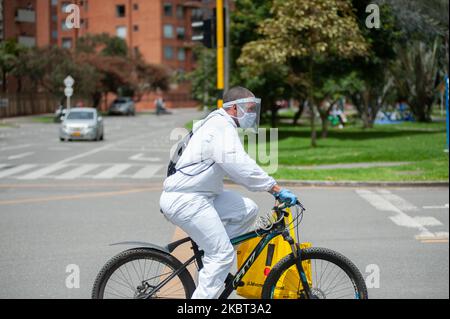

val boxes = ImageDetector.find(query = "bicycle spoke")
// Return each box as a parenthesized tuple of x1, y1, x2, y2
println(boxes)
(323, 273, 352, 295)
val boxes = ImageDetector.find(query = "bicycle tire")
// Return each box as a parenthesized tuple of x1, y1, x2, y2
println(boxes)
(92, 248, 196, 299)
(261, 247, 368, 299)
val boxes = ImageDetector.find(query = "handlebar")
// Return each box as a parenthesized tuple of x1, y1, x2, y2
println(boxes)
(275, 200, 306, 211)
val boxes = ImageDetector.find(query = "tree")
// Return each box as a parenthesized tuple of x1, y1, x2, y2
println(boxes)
(231, 0, 292, 127)
(0, 40, 26, 93)
(186, 46, 218, 108)
(75, 34, 169, 108)
(346, 0, 400, 128)
(390, 39, 441, 122)
(133, 52, 170, 102)
(238, 0, 368, 146)
(374, 0, 448, 122)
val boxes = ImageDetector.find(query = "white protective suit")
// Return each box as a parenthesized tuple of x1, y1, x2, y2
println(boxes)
(159, 107, 276, 299)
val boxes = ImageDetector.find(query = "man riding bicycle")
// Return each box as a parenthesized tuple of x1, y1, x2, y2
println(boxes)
(160, 86, 298, 299)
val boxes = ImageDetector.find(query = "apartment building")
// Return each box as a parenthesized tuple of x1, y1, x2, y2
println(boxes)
(1, 0, 209, 108)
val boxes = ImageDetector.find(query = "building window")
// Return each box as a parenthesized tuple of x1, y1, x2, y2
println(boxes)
(164, 46, 173, 60)
(134, 46, 140, 56)
(51, 0, 58, 6)
(116, 4, 126, 17)
(61, 2, 71, 13)
(176, 5, 184, 19)
(163, 24, 173, 39)
(116, 26, 127, 39)
(52, 30, 58, 39)
(80, 18, 88, 29)
(191, 8, 203, 20)
(133, 3, 139, 11)
(62, 38, 72, 48)
(176, 27, 185, 40)
(163, 3, 172, 17)
(52, 14, 57, 22)
(133, 25, 139, 32)
(177, 48, 186, 61)
(61, 19, 69, 31)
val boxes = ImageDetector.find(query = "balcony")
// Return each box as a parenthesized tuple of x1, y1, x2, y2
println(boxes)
(15, 9, 36, 23)
(18, 35, 36, 47)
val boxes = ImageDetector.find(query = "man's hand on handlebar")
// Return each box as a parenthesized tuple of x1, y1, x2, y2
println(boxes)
(270, 185, 298, 207)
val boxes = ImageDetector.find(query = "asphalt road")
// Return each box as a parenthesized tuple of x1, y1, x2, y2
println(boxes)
(0, 110, 448, 299)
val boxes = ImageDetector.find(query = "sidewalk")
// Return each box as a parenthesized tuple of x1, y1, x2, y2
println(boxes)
(278, 162, 412, 170)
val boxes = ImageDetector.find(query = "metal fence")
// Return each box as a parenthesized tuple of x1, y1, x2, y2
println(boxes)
(0, 93, 59, 118)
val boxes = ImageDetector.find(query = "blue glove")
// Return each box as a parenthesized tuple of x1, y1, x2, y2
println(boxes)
(274, 189, 298, 206)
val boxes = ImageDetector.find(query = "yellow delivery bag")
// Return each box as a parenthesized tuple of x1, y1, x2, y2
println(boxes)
(236, 208, 312, 299)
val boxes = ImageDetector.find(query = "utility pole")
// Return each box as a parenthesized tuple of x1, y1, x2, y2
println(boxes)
(224, 0, 230, 93)
(216, 0, 224, 108)
(446, 75, 449, 152)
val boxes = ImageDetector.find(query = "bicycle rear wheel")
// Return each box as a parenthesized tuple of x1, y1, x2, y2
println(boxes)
(261, 247, 368, 299)
(92, 248, 196, 299)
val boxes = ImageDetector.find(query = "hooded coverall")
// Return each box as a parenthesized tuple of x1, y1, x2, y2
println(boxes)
(159, 108, 276, 299)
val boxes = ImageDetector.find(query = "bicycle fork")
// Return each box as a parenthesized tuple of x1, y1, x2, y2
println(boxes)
(282, 229, 313, 299)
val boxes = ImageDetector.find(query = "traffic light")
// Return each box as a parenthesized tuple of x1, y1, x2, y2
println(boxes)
(190, 8, 226, 49)
(191, 19, 214, 48)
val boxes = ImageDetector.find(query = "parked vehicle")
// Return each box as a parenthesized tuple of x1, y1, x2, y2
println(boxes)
(59, 108, 104, 142)
(108, 97, 136, 116)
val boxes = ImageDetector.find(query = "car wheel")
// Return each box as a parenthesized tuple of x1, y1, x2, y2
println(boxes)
(60, 138, 65, 142)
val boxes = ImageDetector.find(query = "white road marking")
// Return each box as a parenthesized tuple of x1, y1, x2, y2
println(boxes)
(412, 216, 443, 227)
(423, 204, 449, 209)
(0, 164, 8, 170)
(0, 164, 37, 178)
(48, 147, 70, 151)
(377, 189, 419, 211)
(129, 153, 161, 162)
(7, 152, 34, 160)
(356, 189, 435, 238)
(132, 165, 163, 179)
(17, 164, 68, 180)
(55, 164, 100, 180)
(0, 144, 31, 152)
(93, 164, 132, 179)
(52, 144, 114, 165)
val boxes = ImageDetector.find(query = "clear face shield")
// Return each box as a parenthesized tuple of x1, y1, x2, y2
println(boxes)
(222, 97, 261, 133)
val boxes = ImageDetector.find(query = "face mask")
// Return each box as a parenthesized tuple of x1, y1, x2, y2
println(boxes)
(222, 97, 261, 132)
(238, 111, 257, 129)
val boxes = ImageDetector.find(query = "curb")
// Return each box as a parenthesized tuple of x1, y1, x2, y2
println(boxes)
(224, 179, 449, 188)
(273, 180, 449, 188)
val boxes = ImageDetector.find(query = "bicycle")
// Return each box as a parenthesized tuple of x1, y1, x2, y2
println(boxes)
(92, 201, 368, 299)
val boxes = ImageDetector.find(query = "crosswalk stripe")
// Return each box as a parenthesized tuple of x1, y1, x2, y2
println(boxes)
(93, 164, 132, 179)
(55, 164, 100, 180)
(0, 164, 8, 170)
(356, 189, 436, 238)
(0, 164, 37, 178)
(132, 165, 163, 179)
(17, 164, 68, 180)
(377, 189, 419, 211)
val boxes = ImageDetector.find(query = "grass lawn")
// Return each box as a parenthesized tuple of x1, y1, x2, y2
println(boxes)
(31, 114, 56, 123)
(262, 121, 448, 181)
(186, 116, 448, 181)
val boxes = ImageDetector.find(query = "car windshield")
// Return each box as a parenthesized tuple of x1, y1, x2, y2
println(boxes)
(66, 111, 94, 120)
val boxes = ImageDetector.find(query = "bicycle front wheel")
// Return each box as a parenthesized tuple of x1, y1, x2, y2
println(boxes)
(261, 247, 368, 299)
(92, 248, 196, 299)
